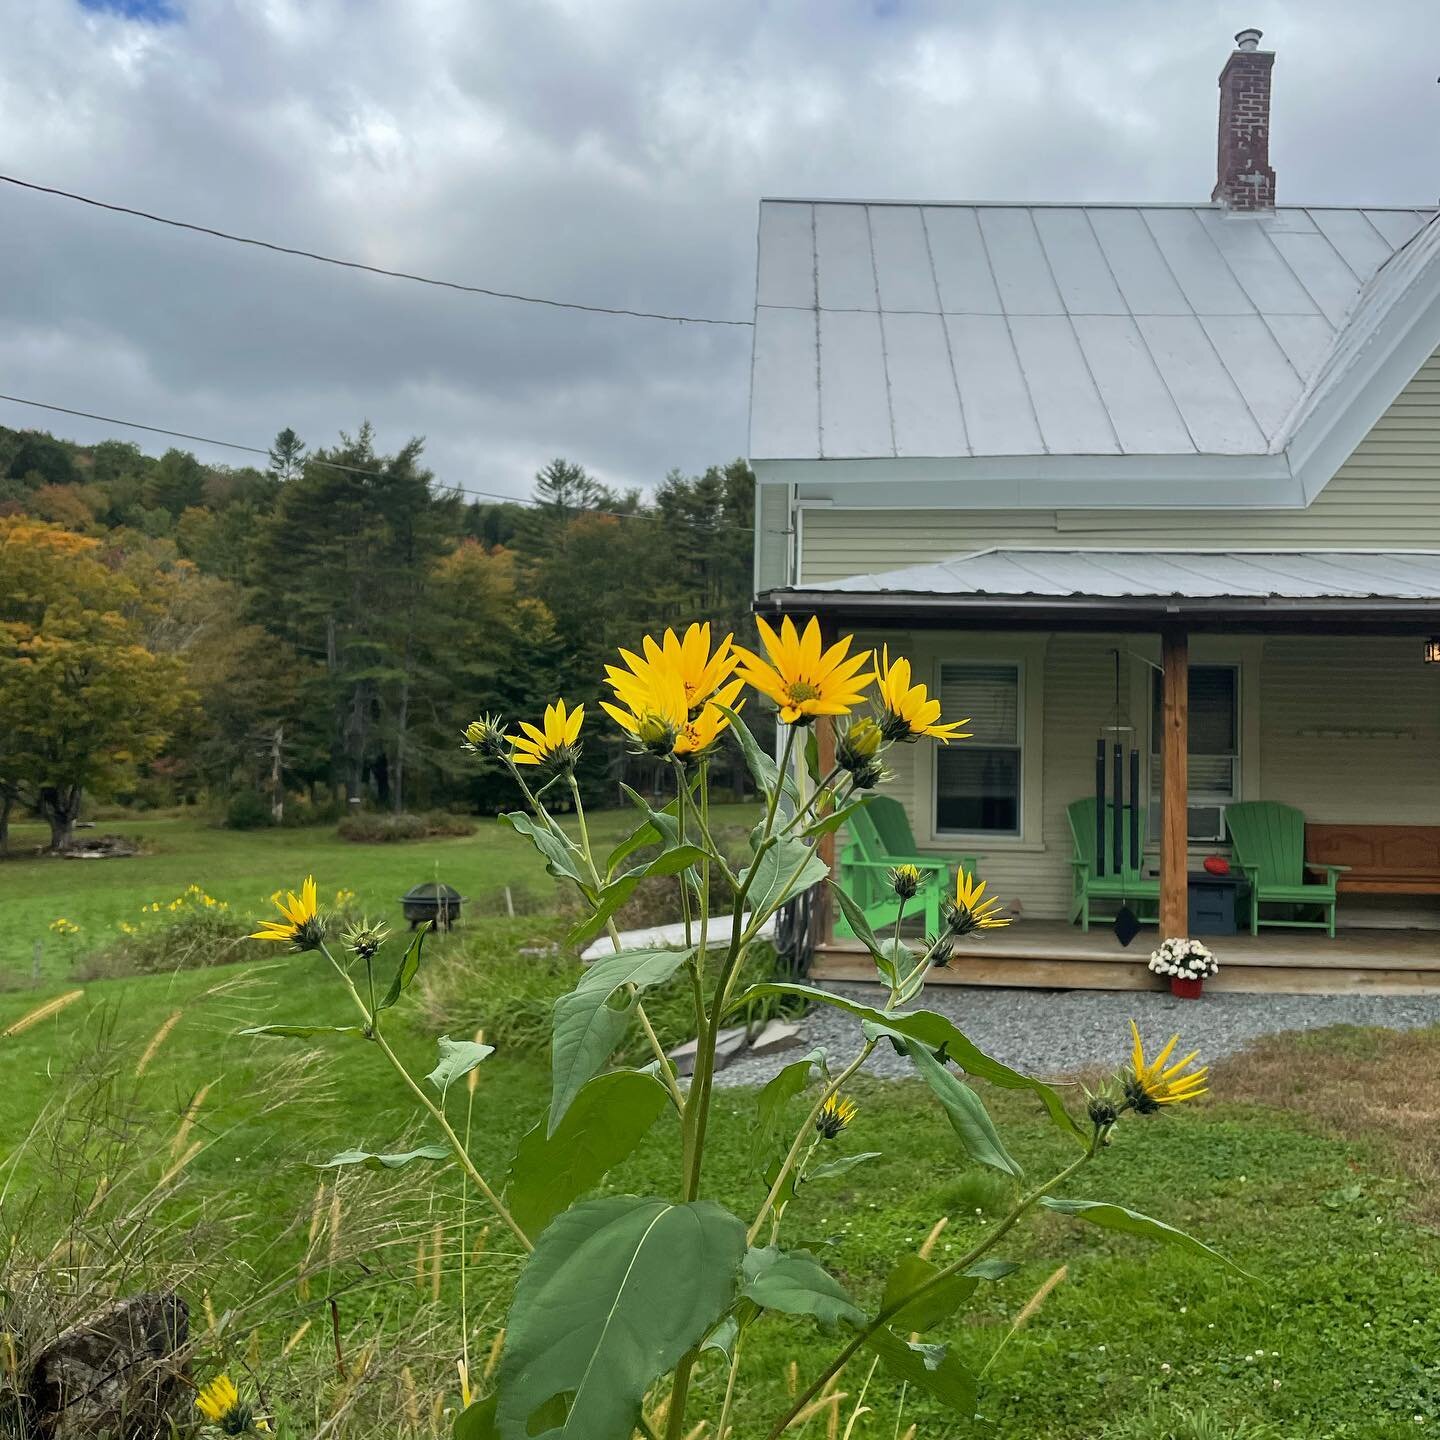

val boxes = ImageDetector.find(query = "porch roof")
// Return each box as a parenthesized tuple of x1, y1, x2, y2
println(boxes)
(759, 548, 1440, 632)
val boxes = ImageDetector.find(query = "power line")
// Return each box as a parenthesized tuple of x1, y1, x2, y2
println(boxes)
(0, 172, 753, 329)
(0, 389, 761, 534)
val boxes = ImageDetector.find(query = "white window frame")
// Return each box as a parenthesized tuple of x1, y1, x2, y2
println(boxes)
(912, 634, 1048, 852)
(933, 658, 1026, 841)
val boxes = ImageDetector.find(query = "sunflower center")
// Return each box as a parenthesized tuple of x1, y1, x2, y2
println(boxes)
(784, 679, 822, 703)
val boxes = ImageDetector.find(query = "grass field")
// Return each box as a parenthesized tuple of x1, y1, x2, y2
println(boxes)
(4, 814, 1439, 1437)
(0, 804, 760, 979)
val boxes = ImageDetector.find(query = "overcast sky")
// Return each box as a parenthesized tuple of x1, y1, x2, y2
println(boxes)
(2, 0, 1438, 499)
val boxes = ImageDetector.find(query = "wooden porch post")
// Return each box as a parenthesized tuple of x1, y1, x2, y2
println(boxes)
(1160, 626, 1189, 937)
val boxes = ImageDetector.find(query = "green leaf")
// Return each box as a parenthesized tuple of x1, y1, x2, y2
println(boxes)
(804, 1151, 882, 1183)
(500, 811, 588, 887)
(319, 1145, 449, 1171)
(240, 1024, 365, 1040)
(861, 1327, 978, 1413)
(881, 1255, 978, 1333)
(740, 836, 829, 921)
(426, 1036, 495, 1095)
(803, 728, 822, 785)
(733, 984, 1087, 1147)
(904, 1040, 1023, 1178)
(742, 1246, 864, 1330)
(606, 789, 683, 875)
(549, 948, 693, 1134)
(714, 703, 798, 802)
(507, 1070, 670, 1236)
(453, 1396, 496, 1440)
(805, 796, 872, 839)
(699, 1315, 741, 1363)
(1040, 1198, 1252, 1277)
(495, 1196, 747, 1440)
(377, 922, 431, 1012)
(753, 1048, 827, 1158)
(565, 845, 707, 949)
(965, 1257, 1020, 1281)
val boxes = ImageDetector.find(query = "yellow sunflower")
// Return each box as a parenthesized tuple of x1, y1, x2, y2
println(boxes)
(601, 666, 688, 756)
(675, 679, 746, 759)
(511, 700, 585, 769)
(249, 875, 325, 950)
(946, 869, 1011, 933)
(606, 623, 737, 717)
(875, 646, 970, 743)
(1125, 1021, 1208, 1113)
(815, 1093, 857, 1139)
(196, 1373, 268, 1434)
(733, 616, 875, 725)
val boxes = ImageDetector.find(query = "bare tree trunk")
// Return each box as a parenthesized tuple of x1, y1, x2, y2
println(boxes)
(0, 785, 14, 853)
(392, 633, 413, 815)
(270, 725, 284, 824)
(39, 785, 80, 851)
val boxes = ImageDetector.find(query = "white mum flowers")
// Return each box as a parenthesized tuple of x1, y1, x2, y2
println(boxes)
(1148, 936, 1218, 979)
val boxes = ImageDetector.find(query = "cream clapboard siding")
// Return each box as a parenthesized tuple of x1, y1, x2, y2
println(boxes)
(852, 633, 1136, 923)
(853, 632, 1440, 927)
(796, 351, 1440, 582)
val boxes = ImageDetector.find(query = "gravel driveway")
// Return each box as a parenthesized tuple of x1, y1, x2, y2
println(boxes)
(715, 982, 1440, 1088)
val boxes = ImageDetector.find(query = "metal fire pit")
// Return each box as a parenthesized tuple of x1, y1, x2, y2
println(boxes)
(399, 882, 465, 931)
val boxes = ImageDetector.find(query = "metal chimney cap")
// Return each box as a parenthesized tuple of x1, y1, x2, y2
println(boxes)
(1234, 27, 1264, 51)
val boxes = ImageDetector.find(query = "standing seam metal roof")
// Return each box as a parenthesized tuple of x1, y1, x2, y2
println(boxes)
(795, 548, 1440, 600)
(749, 201, 1437, 463)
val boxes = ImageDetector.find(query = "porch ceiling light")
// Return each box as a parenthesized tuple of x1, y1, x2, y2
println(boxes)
(1426, 637, 1440, 665)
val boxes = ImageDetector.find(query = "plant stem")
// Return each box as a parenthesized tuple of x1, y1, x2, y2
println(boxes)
(766, 1139, 1101, 1439)
(320, 943, 534, 1253)
(714, 1330, 744, 1440)
(569, 773, 685, 1110)
(747, 1040, 876, 1244)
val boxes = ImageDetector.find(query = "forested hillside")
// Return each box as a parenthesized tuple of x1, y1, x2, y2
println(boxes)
(0, 421, 763, 844)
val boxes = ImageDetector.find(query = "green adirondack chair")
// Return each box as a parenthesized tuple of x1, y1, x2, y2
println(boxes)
(1067, 797, 1159, 932)
(836, 796, 977, 940)
(1224, 801, 1346, 937)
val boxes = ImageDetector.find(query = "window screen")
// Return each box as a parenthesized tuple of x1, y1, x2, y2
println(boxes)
(1150, 664, 1240, 825)
(936, 663, 1021, 835)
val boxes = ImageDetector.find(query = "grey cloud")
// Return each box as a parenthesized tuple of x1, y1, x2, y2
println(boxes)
(1, 0, 1436, 493)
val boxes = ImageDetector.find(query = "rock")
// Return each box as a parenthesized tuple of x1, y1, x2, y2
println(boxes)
(27, 1292, 188, 1439)
(748, 1020, 804, 1057)
(667, 1026, 749, 1077)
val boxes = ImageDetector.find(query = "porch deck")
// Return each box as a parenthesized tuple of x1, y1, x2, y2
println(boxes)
(812, 921, 1440, 995)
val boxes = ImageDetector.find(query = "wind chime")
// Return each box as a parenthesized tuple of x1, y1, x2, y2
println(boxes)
(1095, 650, 1143, 945)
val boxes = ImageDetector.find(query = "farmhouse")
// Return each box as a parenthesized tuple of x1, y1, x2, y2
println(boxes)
(747, 30, 1440, 992)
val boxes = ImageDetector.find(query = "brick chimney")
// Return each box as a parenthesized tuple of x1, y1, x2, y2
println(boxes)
(1212, 27, 1275, 210)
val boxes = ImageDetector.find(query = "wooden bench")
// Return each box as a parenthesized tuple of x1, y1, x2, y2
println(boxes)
(1305, 824, 1440, 896)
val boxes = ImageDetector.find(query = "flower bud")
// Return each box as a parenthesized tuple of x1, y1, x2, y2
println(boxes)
(888, 863, 922, 900)
(461, 714, 511, 759)
(836, 717, 883, 773)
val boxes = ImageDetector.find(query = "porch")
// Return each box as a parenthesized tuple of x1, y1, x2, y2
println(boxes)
(811, 921, 1440, 995)
(763, 549, 1440, 994)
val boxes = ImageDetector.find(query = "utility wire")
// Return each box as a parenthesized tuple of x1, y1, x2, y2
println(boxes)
(0, 172, 753, 328)
(0, 389, 762, 533)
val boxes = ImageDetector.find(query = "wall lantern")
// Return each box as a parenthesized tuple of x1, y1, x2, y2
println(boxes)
(1426, 637, 1440, 664)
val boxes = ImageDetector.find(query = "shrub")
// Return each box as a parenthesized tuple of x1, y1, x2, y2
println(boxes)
(336, 811, 477, 843)
(417, 923, 798, 1059)
(225, 789, 273, 830)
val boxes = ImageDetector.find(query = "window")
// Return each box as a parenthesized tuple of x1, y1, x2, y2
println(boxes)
(1149, 664, 1239, 840)
(935, 662, 1022, 835)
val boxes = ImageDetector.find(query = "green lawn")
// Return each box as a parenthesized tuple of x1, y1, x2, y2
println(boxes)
(4, 814, 1439, 1437)
(0, 804, 760, 978)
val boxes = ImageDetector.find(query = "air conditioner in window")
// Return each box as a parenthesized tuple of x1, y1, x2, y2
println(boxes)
(1187, 804, 1227, 843)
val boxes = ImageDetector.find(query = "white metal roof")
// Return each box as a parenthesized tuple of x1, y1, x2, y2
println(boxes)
(750, 201, 1438, 478)
(800, 548, 1440, 600)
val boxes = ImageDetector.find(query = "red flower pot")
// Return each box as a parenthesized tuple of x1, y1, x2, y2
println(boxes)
(1170, 975, 1204, 1000)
